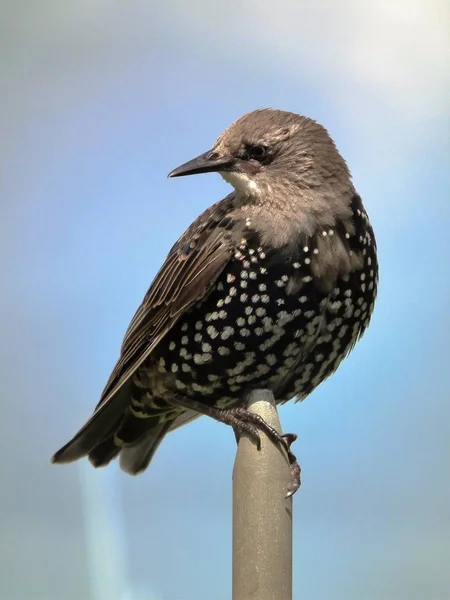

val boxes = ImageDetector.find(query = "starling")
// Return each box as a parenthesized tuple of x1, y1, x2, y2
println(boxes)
(52, 109, 378, 496)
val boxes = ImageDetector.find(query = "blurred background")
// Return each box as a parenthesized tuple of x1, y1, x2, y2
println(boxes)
(1, 1, 449, 599)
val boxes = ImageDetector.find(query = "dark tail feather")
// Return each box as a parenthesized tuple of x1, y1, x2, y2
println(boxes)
(119, 421, 172, 474)
(87, 411, 171, 473)
(53, 382, 174, 474)
(88, 439, 121, 467)
(52, 385, 131, 464)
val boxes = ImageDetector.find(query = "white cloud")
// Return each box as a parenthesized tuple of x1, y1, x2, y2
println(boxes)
(4, 0, 448, 123)
(166, 0, 450, 121)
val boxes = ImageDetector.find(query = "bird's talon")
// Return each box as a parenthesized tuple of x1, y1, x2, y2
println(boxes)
(285, 456, 301, 497)
(281, 432, 298, 451)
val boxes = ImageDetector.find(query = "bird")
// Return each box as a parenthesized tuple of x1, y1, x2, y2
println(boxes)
(52, 108, 378, 496)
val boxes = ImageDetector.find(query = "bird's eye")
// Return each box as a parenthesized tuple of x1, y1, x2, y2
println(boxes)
(247, 144, 268, 161)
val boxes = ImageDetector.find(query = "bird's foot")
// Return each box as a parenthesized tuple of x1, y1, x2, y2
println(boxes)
(168, 395, 301, 497)
(234, 422, 301, 497)
(281, 433, 301, 498)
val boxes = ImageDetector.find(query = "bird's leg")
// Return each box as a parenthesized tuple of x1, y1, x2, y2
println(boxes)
(168, 396, 263, 449)
(168, 395, 301, 496)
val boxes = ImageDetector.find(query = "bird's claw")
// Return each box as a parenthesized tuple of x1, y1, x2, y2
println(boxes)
(285, 457, 301, 498)
(281, 432, 298, 449)
(167, 396, 302, 497)
(280, 432, 301, 497)
(233, 414, 302, 498)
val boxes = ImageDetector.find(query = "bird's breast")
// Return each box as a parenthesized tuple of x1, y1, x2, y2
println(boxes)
(135, 214, 378, 406)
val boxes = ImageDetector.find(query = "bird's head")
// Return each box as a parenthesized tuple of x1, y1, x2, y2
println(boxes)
(168, 108, 353, 203)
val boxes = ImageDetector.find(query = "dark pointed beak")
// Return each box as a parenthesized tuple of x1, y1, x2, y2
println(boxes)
(168, 150, 236, 178)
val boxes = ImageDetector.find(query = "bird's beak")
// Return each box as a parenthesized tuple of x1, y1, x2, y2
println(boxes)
(168, 150, 236, 178)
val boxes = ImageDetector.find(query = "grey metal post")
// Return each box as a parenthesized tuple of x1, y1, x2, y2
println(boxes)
(232, 389, 293, 600)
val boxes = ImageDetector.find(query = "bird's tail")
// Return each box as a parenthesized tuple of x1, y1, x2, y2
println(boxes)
(89, 415, 173, 475)
(52, 386, 174, 475)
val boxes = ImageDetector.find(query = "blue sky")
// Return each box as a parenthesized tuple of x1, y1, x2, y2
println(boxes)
(1, 2, 449, 599)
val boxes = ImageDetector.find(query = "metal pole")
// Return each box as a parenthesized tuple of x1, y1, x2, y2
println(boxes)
(232, 390, 293, 600)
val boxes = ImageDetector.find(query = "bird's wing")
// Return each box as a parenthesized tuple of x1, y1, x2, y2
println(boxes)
(97, 200, 238, 409)
(53, 198, 240, 462)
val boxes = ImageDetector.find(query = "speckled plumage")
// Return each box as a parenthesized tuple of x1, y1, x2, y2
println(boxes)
(53, 109, 378, 482)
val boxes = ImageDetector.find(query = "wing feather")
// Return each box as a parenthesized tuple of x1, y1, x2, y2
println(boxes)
(96, 199, 238, 409)
(52, 197, 243, 463)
